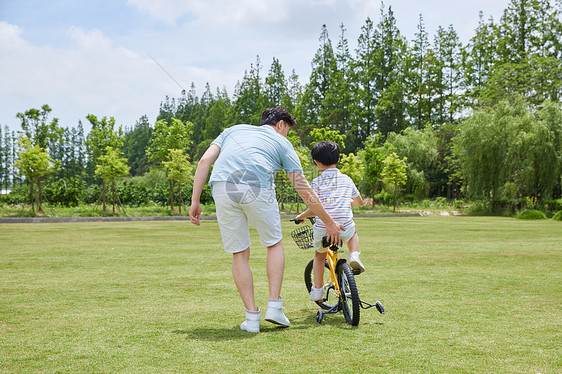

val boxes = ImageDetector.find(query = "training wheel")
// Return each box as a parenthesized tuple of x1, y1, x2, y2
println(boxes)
(375, 301, 385, 315)
(316, 310, 323, 324)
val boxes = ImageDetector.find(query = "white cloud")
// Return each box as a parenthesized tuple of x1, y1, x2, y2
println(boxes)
(127, 0, 289, 27)
(0, 22, 28, 52)
(0, 22, 231, 131)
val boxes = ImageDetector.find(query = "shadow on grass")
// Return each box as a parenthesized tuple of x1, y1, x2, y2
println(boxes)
(172, 327, 256, 341)
(172, 307, 382, 340)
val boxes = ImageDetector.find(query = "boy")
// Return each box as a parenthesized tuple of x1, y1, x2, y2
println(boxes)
(295, 141, 365, 301)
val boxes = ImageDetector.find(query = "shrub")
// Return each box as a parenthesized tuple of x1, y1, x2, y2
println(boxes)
(516, 209, 547, 220)
(43, 177, 86, 207)
(553, 211, 562, 221)
(0, 190, 27, 205)
(546, 199, 562, 212)
(373, 190, 394, 206)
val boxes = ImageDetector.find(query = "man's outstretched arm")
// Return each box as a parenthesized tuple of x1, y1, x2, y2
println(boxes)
(287, 171, 344, 244)
(189, 144, 220, 225)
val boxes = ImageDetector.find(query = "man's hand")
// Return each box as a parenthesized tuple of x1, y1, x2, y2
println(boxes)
(189, 201, 202, 226)
(325, 219, 345, 245)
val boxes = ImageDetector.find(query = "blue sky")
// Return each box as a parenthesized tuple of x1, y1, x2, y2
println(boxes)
(0, 0, 511, 132)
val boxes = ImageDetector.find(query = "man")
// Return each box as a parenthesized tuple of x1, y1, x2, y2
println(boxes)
(189, 106, 343, 333)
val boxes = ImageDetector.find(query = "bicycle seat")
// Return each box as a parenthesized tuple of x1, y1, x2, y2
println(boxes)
(322, 236, 342, 248)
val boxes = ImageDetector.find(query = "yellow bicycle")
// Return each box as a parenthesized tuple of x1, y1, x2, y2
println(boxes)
(291, 218, 385, 326)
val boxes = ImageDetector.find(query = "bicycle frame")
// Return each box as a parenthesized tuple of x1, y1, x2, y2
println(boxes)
(323, 245, 345, 297)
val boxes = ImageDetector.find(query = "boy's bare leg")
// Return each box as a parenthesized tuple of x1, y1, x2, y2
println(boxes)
(232, 248, 257, 311)
(313, 250, 327, 289)
(346, 233, 359, 253)
(266, 240, 285, 300)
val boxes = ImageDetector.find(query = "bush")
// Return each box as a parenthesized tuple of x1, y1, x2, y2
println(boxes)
(43, 177, 86, 207)
(553, 211, 562, 221)
(373, 190, 394, 206)
(546, 199, 562, 212)
(0, 190, 27, 205)
(516, 209, 547, 220)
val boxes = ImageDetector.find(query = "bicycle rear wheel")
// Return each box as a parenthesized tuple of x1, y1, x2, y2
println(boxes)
(338, 262, 360, 326)
(304, 259, 338, 311)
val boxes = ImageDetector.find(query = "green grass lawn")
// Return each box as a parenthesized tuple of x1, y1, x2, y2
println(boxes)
(1, 217, 560, 373)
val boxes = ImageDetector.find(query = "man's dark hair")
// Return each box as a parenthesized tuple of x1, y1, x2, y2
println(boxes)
(311, 141, 340, 166)
(260, 106, 296, 127)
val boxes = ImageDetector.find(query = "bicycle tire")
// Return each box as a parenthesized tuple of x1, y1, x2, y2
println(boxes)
(304, 259, 339, 311)
(338, 262, 360, 326)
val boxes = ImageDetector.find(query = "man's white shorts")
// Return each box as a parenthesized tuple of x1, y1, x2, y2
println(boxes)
(212, 182, 282, 253)
(313, 225, 356, 253)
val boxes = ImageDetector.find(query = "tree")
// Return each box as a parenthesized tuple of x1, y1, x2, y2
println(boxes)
(232, 56, 264, 125)
(281, 69, 301, 114)
(462, 12, 498, 104)
(309, 128, 346, 150)
(339, 153, 364, 186)
(358, 134, 388, 206)
(496, 0, 561, 63)
(385, 126, 440, 198)
(162, 149, 192, 215)
(433, 25, 463, 124)
(297, 25, 338, 135)
(407, 14, 432, 128)
(0, 126, 5, 190)
(479, 0, 562, 105)
(14, 137, 52, 213)
(518, 100, 562, 201)
(353, 17, 378, 143)
(264, 57, 287, 107)
(94, 146, 130, 212)
(85, 115, 125, 183)
(16, 105, 63, 153)
(147, 118, 193, 164)
(323, 23, 356, 151)
(123, 115, 153, 176)
(453, 98, 562, 210)
(203, 89, 230, 141)
(373, 4, 409, 137)
(146, 117, 193, 211)
(381, 152, 408, 211)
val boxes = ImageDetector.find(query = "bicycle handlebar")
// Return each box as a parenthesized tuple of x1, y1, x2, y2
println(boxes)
(290, 217, 316, 225)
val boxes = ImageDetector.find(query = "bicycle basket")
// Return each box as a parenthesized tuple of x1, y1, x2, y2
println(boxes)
(290, 225, 314, 250)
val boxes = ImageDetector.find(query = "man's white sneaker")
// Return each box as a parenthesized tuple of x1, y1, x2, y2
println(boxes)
(348, 252, 365, 274)
(240, 308, 261, 333)
(310, 286, 324, 301)
(264, 298, 290, 327)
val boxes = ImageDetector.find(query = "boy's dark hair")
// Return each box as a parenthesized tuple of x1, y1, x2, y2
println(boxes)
(260, 106, 296, 127)
(311, 141, 340, 166)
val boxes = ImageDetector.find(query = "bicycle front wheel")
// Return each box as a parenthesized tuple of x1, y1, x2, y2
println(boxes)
(304, 259, 339, 310)
(338, 262, 360, 326)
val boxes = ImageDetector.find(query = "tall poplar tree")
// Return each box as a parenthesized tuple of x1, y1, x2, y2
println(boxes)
(461, 12, 498, 105)
(407, 14, 432, 128)
(299, 25, 337, 133)
(264, 57, 287, 107)
(353, 17, 378, 144)
(232, 56, 264, 125)
(373, 4, 409, 137)
(433, 25, 463, 125)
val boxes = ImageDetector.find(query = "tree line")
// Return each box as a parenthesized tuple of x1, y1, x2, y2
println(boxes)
(0, 0, 561, 214)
